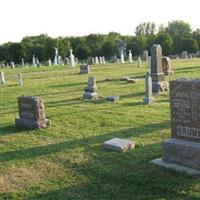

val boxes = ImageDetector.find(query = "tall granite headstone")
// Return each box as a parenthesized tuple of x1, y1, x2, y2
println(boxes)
(150, 44, 169, 93)
(152, 79, 200, 174)
(0, 72, 5, 84)
(15, 96, 51, 129)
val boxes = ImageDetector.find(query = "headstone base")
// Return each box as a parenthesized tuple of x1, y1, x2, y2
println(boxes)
(150, 158, 200, 177)
(143, 97, 155, 105)
(15, 117, 51, 129)
(103, 138, 135, 152)
(152, 81, 169, 93)
(83, 92, 98, 100)
(163, 138, 200, 170)
(106, 96, 119, 102)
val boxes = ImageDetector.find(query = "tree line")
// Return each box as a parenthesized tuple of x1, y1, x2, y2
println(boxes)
(0, 20, 200, 64)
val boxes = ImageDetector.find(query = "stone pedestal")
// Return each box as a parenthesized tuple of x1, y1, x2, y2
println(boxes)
(83, 76, 98, 100)
(151, 79, 200, 176)
(15, 96, 51, 129)
(80, 65, 90, 74)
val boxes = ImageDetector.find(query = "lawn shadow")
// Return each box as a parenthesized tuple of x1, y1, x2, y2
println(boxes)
(0, 124, 31, 136)
(0, 120, 169, 162)
(24, 137, 200, 200)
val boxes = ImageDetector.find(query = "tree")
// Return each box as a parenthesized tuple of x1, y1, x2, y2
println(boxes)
(155, 33, 173, 55)
(101, 40, 119, 58)
(8, 43, 25, 63)
(165, 20, 192, 53)
(181, 38, 198, 53)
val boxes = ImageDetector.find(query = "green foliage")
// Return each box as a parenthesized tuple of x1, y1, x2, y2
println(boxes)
(0, 20, 199, 63)
(155, 33, 173, 55)
(181, 38, 199, 53)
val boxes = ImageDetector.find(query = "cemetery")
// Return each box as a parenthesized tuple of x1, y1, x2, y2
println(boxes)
(1, 54, 200, 199)
(1, 0, 200, 197)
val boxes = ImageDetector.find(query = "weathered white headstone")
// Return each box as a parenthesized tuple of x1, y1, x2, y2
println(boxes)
(128, 50, 133, 63)
(69, 49, 75, 67)
(120, 50, 125, 63)
(0, 72, 5, 84)
(18, 72, 23, 86)
(138, 56, 142, 67)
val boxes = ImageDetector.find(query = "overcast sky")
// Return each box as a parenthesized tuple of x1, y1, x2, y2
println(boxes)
(0, 0, 200, 44)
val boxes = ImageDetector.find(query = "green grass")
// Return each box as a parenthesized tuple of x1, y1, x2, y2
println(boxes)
(1, 59, 200, 200)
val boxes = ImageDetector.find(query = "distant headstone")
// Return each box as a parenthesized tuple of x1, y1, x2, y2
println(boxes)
(138, 56, 142, 67)
(103, 138, 135, 152)
(80, 64, 90, 74)
(54, 47, 59, 65)
(150, 44, 169, 93)
(99, 56, 103, 64)
(10, 62, 15, 68)
(18, 72, 23, 86)
(181, 51, 188, 59)
(83, 76, 98, 99)
(48, 58, 52, 66)
(21, 58, 25, 68)
(120, 50, 125, 63)
(15, 96, 51, 129)
(128, 50, 133, 63)
(102, 56, 106, 64)
(87, 57, 95, 65)
(65, 57, 70, 65)
(95, 56, 99, 64)
(143, 72, 154, 104)
(143, 50, 149, 62)
(69, 49, 75, 67)
(0, 72, 5, 84)
(32, 55, 36, 67)
(162, 57, 173, 75)
(75, 57, 78, 65)
(106, 96, 119, 102)
(152, 79, 200, 174)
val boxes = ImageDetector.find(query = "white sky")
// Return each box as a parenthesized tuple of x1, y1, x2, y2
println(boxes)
(0, 0, 200, 44)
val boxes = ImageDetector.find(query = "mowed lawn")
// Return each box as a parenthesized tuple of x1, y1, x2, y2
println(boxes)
(1, 59, 200, 200)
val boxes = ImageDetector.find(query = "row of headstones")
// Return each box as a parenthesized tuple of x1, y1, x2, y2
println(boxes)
(0, 72, 23, 86)
(169, 50, 200, 60)
(87, 56, 106, 65)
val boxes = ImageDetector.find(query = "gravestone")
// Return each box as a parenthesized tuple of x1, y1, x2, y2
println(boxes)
(128, 50, 133, 63)
(10, 62, 15, 68)
(15, 96, 51, 129)
(0, 72, 5, 84)
(87, 57, 95, 65)
(120, 50, 125, 63)
(138, 56, 142, 67)
(151, 79, 200, 175)
(65, 57, 70, 65)
(80, 64, 90, 74)
(32, 55, 36, 67)
(181, 51, 188, 59)
(95, 56, 99, 64)
(18, 72, 23, 86)
(69, 49, 75, 67)
(21, 58, 25, 68)
(103, 138, 135, 152)
(54, 47, 59, 65)
(143, 50, 149, 62)
(102, 56, 106, 64)
(48, 58, 52, 66)
(99, 56, 103, 64)
(162, 57, 173, 75)
(150, 44, 169, 93)
(75, 57, 78, 65)
(106, 96, 119, 102)
(143, 72, 154, 104)
(83, 76, 98, 100)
